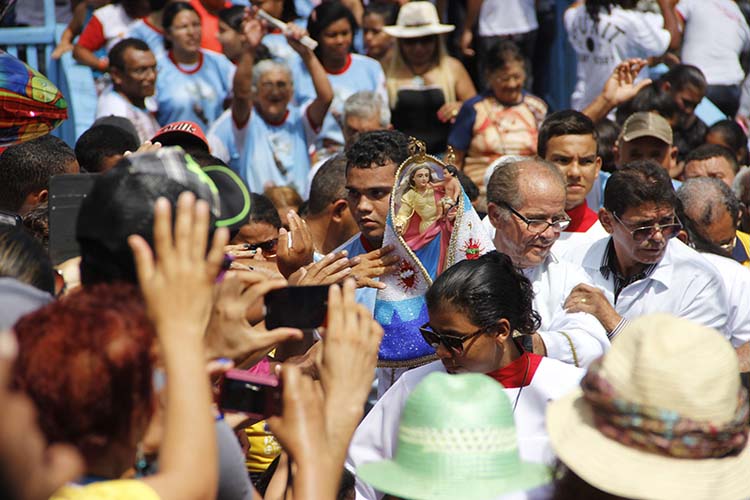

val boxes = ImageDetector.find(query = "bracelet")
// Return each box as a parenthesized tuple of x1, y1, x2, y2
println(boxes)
(559, 331, 580, 367)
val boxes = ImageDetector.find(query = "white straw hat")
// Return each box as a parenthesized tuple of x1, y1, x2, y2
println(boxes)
(547, 314, 750, 500)
(382, 2, 454, 39)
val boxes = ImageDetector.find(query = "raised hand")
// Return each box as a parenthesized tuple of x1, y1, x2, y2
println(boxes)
(349, 244, 400, 289)
(276, 210, 315, 278)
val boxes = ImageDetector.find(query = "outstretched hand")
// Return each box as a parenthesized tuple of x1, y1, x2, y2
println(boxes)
(128, 192, 229, 337)
(276, 211, 315, 278)
(600, 58, 651, 107)
(204, 271, 303, 364)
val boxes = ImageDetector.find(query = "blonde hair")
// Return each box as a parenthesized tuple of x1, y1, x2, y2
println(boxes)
(385, 35, 456, 108)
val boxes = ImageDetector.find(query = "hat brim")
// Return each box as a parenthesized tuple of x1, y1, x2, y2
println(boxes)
(202, 165, 251, 231)
(547, 389, 750, 500)
(383, 25, 454, 38)
(620, 129, 671, 145)
(357, 458, 550, 500)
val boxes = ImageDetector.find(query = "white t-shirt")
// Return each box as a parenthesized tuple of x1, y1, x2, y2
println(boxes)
(677, 0, 750, 86)
(478, 0, 538, 37)
(96, 90, 160, 143)
(564, 5, 671, 110)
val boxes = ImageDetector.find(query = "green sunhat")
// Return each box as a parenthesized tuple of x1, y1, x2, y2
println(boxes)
(357, 372, 551, 500)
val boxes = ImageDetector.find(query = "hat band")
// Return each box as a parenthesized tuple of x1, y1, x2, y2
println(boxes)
(581, 359, 749, 459)
(398, 425, 518, 454)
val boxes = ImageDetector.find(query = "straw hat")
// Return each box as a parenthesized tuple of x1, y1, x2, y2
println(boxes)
(383, 2, 454, 39)
(357, 372, 550, 499)
(547, 314, 750, 500)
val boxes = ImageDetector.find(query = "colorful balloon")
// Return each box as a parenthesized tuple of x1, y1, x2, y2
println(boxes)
(0, 50, 67, 147)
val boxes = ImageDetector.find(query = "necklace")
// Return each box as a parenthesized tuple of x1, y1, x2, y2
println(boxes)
(512, 355, 531, 413)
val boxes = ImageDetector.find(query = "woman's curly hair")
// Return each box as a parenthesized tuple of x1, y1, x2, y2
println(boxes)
(425, 251, 541, 335)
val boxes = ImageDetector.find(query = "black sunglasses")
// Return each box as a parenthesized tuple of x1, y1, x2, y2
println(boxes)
(245, 238, 278, 254)
(419, 322, 488, 355)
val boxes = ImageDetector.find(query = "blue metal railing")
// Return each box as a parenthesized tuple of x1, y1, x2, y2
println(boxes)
(0, 0, 96, 146)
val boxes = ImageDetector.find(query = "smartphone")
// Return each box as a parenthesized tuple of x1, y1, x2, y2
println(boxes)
(218, 369, 281, 419)
(264, 285, 329, 330)
(48, 174, 97, 265)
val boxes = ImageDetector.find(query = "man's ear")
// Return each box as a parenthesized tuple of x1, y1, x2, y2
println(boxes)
(677, 229, 690, 245)
(110, 67, 123, 87)
(599, 207, 614, 234)
(331, 199, 348, 222)
(487, 202, 503, 229)
(660, 81, 672, 93)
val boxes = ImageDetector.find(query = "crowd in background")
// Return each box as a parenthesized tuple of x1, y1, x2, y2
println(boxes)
(2, 0, 750, 499)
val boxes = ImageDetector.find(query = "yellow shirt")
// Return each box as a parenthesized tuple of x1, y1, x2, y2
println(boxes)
(245, 419, 281, 473)
(395, 188, 439, 233)
(51, 480, 160, 500)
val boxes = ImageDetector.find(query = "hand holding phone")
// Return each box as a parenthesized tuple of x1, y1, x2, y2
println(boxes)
(218, 369, 281, 420)
(264, 285, 329, 330)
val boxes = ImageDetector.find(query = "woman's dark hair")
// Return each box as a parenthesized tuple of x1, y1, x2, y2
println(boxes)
(552, 461, 627, 500)
(248, 193, 282, 230)
(425, 251, 541, 335)
(307, 1, 357, 58)
(708, 119, 749, 165)
(364, 1, 399, 26)
(0, 227, 55, 294)
(162, 2, 200, 50)
(218, 5, 246, 32)
(483, 40, 524, 78)
(584, 0, 636, 24)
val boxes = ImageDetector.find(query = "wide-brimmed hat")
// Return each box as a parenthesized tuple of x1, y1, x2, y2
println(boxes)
(357, 372, 550, 499)
(383, 2, 454, 39)
(547, 314, 750, 500)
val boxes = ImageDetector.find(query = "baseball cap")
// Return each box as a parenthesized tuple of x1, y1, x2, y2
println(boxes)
(151, 121, 210, 153)
(91, 115, 140, 145)
(619, 112, 673, 145)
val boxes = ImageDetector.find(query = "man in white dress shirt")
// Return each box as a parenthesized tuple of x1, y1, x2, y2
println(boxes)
(562, 161, 729, 340)
(676, 177, 750, 370)
(486, 158, 610, 367)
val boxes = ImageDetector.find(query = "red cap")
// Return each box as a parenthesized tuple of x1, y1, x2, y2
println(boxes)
(151, 121, 209, 152)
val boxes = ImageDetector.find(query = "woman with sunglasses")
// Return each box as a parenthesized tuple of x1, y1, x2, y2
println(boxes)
(231, 193, 282, 261)
(346, 251, 584, 500)
(381, 2, 476, 155)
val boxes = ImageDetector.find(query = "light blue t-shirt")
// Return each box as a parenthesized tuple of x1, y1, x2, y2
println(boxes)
(155, 50, 236, 129)
(231, 104, 316, 193)
(207, 109, 240, 169)
(127, 19, 166, 60)
(293, 53, 386, 150)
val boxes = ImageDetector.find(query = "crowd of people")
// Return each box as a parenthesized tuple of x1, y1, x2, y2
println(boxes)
(2, 0, 750, 499)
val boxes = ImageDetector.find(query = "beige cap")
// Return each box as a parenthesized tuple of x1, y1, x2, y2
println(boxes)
(619, 112, 673, 145)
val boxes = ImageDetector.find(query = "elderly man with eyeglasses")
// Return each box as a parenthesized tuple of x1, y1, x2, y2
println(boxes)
(561, 160, 730, 342)
(486, 158, 610, 368)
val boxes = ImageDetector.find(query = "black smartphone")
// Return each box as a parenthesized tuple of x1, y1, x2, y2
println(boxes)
(48, 173, 97, 265)
(264, 285, 329, 330)
(218, 369, 281, 419)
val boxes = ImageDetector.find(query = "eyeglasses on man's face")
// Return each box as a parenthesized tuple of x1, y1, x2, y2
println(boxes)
(503, 203, 571, 234)
(611, 212, 682, 242)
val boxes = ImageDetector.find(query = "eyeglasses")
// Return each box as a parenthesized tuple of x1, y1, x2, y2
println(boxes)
(611, 212, 682, 241)
(401, 35, 437, 46)
(419, 322, 488, 355)
(245, 238, 278, 255)
(503, 203, 571, 233)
